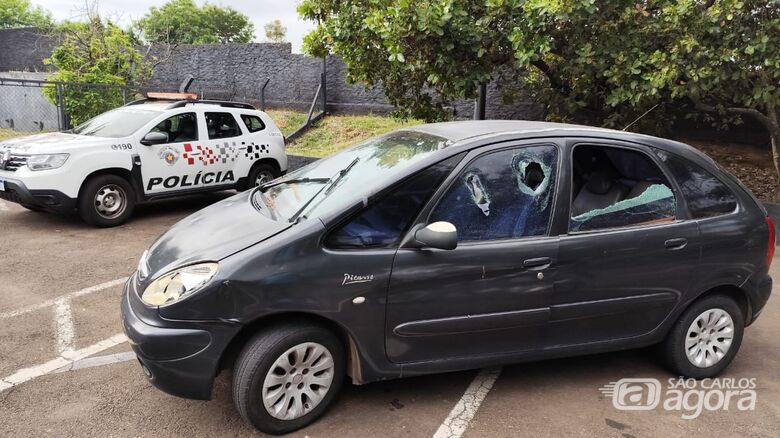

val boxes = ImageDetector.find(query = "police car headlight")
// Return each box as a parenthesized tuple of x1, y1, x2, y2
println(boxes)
(141, 263, 218, 306)
(27, 154, 69, 171)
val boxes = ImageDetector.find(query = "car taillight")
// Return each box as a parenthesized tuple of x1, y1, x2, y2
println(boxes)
(765, 216, 776, 267)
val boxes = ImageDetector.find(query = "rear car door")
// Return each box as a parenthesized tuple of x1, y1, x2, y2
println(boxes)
(385, 142, 561, 363)
(551, 140, 701, 346)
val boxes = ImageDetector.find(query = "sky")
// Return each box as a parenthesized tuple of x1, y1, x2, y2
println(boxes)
(33, 0, 314, 52)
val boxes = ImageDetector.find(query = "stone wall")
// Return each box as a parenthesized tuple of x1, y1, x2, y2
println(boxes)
(0, 28, 56, 72)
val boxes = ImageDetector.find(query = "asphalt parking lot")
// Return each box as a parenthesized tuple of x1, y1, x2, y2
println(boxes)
(1, 195, 778, 437)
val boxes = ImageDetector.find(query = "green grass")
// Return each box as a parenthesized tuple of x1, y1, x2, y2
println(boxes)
(265, 109, 309, 137)
(0, 128, 39, 142)
(278, 112, 420, 158)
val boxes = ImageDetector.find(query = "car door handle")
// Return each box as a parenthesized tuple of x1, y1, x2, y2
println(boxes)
(523, 257, 552, 269)
(664, 238, 688, 250)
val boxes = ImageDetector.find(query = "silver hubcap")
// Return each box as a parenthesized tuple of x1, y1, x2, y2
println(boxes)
(94, 184, 127, 219)
(262, 342, 334, 420)
(685, 308, 734, 368)
(255, 171, 274, 187)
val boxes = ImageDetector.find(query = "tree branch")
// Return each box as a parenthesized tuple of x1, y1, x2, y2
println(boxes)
(690, 96, 775, 128)
(530, 59, 571, 96)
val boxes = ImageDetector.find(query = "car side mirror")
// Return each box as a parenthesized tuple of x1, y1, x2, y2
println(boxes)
(140, 131, 169, 146)
(415, 221, 458, 250)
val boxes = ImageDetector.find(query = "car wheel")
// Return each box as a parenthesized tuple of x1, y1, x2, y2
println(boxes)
(247, 163, 278, 189)
(77, 174, 136, 227)
(662, 294, 744, 379)
(232, 323, 345, 435)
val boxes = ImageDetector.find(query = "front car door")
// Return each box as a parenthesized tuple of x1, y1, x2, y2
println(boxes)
(550, 139, 701, 346)
(386, 142, 562, 363)
(137, 110, 205, 194)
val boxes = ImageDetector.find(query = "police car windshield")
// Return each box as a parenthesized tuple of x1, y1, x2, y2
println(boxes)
(72, 108, 161, 138)
(254, 131, 449, 221)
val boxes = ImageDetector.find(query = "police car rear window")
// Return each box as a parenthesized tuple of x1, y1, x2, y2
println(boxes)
(241, 115, 266, 133)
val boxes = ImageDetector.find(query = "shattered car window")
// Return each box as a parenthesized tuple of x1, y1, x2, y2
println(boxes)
(570, 145, 676, 232)
(655, 150, 738, 219)
(430, 145, 558, 241)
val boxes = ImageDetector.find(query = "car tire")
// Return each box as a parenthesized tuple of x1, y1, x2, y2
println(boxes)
(232, 323, 345, 435)
(247, 163, 279, 190)
(662, 294, 744, 379)
(77, 174, 136, 227)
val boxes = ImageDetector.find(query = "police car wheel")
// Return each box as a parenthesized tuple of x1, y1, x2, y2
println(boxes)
(248, 164, 278, 189)
(78, 175, 136, 227)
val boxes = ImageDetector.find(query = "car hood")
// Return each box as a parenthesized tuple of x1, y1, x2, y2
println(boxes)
(0, 132, 110, 154)
(145, 190, 292, 277)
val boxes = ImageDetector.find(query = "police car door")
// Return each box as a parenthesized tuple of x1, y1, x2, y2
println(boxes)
(138, 111, 205, 195)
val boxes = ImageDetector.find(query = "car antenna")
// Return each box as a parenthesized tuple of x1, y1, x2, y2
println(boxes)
(621, 104, 659, 131)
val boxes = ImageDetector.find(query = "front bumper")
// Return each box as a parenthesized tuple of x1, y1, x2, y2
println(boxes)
(0, 176, 76, 213)
(120, 276, 240, 400)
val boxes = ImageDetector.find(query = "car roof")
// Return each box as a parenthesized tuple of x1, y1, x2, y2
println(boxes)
(403, 120, 713, 166)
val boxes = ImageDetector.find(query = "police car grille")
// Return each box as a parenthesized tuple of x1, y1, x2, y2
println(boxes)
(3, 155, 27, 172)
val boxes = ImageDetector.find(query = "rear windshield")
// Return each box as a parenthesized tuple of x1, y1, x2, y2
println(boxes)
(72, 108, 161, 138)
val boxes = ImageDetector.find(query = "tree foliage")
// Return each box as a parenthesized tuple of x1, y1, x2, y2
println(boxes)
(43, 17, 152, 125)
(300, 0, 780, 195)
(135, 0, 254, 44)
(264, 19, 287, 43)
(0, 0, 53, 29)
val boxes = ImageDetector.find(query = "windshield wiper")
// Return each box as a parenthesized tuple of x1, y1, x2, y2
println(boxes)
(288, 157, 361, 223)
(258, 177, 331, 192)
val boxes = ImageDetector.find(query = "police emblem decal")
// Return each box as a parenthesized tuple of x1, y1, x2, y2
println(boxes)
(159, 147, 179, 165)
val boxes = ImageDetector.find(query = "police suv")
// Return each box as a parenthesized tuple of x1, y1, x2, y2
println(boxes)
(0, 93, 287, 227)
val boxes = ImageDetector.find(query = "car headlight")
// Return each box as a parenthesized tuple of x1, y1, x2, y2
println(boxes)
(27, 154, 69, 171)
(141, 262, 218, 306)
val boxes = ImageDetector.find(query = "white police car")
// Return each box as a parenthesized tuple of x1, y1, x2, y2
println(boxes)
(0, 93, 287, 227)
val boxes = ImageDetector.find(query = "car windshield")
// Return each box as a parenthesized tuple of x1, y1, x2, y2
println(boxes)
(71, 108, 161, 138)
(254, 130, 450, 221)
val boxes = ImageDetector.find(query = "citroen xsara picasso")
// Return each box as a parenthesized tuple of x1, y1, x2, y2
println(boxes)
(121, 121, 774, 434)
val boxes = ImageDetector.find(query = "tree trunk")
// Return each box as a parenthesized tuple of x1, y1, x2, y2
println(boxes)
(768, 106, 780, 201)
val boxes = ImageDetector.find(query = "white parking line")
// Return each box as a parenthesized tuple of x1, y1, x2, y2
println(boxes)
(0, 333, 127, 392)
(54, 351, 136, 373)
(0, 278, 126, 320)
(432, 367, 502, 438)
(54, 298, 75, 354)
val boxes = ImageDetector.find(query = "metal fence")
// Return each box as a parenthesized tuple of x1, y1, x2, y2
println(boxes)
(0, 77, 134, 133)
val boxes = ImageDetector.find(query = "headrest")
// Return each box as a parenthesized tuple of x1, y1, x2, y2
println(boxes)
(586, 171, 614, 194)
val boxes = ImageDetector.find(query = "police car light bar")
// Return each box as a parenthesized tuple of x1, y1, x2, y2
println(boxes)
(146, 92, 199, 100)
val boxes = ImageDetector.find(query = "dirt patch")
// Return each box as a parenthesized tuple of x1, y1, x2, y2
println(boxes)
(685, 139, 777, 202)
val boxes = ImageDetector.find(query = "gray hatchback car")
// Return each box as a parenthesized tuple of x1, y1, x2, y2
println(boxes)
(122, 121, 774, 434)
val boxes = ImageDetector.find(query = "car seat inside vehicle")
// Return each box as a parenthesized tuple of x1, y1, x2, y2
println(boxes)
(570, 145, 676, 231)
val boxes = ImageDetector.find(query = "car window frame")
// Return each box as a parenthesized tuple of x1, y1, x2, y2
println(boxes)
(402, 140, 563, 248)
(240, 114, 266, 133)
(204, 111, 244, 140)
(652, 149, 742, 223)
(565, 140, 687, 236)
(146, 111, 200, 143)
(322, 153, 467, 252)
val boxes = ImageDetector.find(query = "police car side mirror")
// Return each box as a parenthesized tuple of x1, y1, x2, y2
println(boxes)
(141, 132, 169, 146)
(415, 222, 458, 250)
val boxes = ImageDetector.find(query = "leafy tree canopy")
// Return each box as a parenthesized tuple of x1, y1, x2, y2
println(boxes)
(0, 0, 53, 29)
(44, 17, 152, 125)
(264, 19, 287, 42)
(135, 0, 255, 44)
(300, 0, 780, 195)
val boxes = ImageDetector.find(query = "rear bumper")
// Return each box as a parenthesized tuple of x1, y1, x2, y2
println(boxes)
(747, 274, 772, 325)
(0, 176, 76, 213)
(120, 277, 240, 400)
